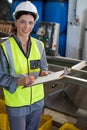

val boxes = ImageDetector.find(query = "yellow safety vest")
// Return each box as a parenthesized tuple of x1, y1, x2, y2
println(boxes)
(1, 37, 44, 107)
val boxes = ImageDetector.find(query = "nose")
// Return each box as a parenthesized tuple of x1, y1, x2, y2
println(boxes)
(25, 22, 30, 28)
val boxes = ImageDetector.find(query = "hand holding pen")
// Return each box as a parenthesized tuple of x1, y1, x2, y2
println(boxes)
(18, 71, 48, 87)
(18, 75, 36, 87)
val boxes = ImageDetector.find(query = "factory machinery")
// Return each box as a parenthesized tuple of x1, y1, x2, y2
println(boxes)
(0, 21, 87, 129)
(45, 56, 87, 128)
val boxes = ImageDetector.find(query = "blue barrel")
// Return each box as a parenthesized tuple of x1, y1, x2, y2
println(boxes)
(44, 1, 68, 32)
(58, 33, 66, 56)
(10, 0, 25, 21)
(32, 1, 44, 32)
(44, 1, 68, 56)
(31, 33, 36, 38)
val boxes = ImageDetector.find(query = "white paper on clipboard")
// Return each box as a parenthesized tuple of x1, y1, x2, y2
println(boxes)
(30, 70, 64, 86)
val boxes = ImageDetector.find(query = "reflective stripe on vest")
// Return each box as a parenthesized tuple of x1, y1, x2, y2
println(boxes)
(1, 37, 44, 107)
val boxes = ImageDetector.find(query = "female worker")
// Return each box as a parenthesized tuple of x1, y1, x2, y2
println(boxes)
(0, 1, 48, 130)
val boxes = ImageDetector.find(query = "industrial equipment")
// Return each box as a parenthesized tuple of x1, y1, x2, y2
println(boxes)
(44, 56, 87, 129)
(36, 22, 60, 56)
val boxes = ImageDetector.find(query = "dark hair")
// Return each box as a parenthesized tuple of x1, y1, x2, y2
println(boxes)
(15, 11, 37, 21)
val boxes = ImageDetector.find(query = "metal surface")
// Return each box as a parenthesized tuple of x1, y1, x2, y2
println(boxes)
(44, 56, 87, 119)
(47, 55, 82, 67)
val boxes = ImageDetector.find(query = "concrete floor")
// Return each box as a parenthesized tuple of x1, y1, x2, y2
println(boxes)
(52, 126, 58, 130)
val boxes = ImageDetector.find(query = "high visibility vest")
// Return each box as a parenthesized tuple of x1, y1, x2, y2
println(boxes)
(1, 37, 44, 107)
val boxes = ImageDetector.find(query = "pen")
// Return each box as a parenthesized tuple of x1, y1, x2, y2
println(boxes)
(22, 73, 37, 79)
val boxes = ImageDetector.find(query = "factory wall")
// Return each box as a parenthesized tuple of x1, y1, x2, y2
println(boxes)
(66, 0, 87, 60)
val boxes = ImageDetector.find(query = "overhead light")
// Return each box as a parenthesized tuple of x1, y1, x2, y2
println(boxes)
(8, 0, 13, 3)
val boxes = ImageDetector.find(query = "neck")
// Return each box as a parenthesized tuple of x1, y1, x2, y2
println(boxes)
(17, 34, 30, 53)
(17, 34, 29, 45)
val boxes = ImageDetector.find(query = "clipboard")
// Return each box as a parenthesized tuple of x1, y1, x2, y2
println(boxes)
(23, 70, 65, 88)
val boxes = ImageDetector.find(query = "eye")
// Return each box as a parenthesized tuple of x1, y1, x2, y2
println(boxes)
(20, 20, 26, 24)
(29, 21, 35, 25)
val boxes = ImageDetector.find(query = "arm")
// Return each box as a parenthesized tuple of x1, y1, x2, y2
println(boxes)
(40, 49, 48, 76)
(0, 46, 18, 93)
(0, 46, 36, 90)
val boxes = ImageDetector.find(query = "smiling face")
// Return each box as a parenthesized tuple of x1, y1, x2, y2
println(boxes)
(14, 14, 35, 38)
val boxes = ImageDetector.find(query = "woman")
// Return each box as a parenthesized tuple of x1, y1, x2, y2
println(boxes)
(0, 1, 48, 130)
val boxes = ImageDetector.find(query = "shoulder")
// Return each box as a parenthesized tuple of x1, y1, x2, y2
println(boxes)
(1, 36, 14, 45)
(31, 36, 44, 47)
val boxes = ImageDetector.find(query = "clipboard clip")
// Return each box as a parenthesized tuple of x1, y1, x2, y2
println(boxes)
(64, 67, 71, 75)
